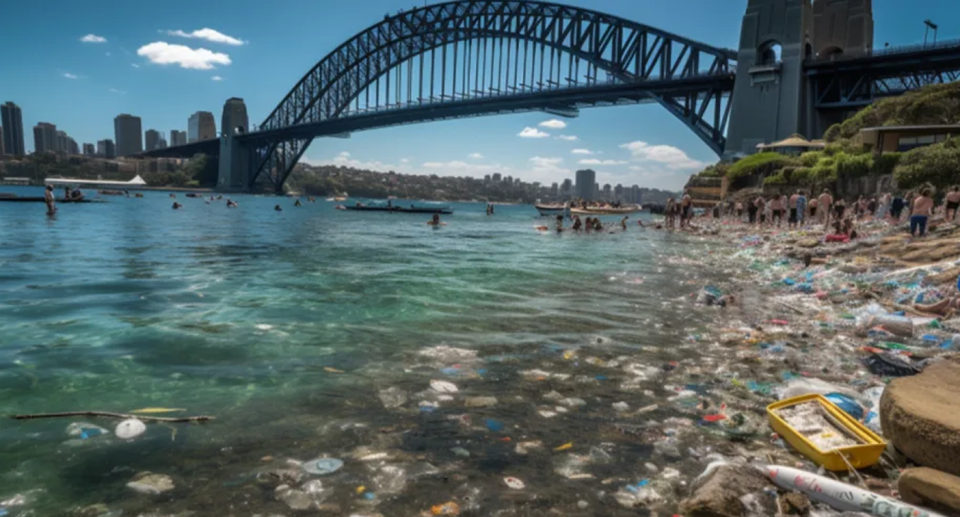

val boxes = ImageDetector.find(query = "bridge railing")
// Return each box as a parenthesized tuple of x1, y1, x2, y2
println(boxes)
(806, 37, 960, 64)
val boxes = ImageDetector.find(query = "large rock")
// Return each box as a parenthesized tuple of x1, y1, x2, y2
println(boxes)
(679, 463, 777, 517)
(126, 472, 174, 495)
(898, 467, 960, 516)
(880, 358, 960, 476)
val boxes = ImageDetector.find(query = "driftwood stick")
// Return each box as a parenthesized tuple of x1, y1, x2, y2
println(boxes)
(10, 411, 214, 423)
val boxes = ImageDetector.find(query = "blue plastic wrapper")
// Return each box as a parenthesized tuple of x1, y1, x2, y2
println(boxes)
(824, 392, 865, 421)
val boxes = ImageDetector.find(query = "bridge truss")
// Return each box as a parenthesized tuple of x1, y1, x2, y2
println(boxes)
(248, 0, 737, 191)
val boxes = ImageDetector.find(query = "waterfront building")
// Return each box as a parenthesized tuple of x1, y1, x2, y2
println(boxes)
(1, 102, 25, 156)
(145, 129, 161, 151)
(188, 111, 216, 142)
(82, 143, 95, 156)
(33, 122, 57, 154)
(575, 169, 595, 201)
(97, 139, 116, 158)
(114, 114, 143, 156)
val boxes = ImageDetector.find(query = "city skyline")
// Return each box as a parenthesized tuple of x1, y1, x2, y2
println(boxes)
(2, 0, 959, 189)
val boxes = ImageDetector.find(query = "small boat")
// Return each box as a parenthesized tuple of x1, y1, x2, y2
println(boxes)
(535, 203, 566, 216)
(570, 205, 642, 216)
(336, 204, 453, 215)
(334, 196, 348, 202)
(767, 394, 886, 471)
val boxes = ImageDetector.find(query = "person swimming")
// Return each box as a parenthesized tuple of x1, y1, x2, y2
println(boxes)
(427, 214, 445, 226)
(274, 204, 283, 211)
(555, 214, 564, 233)
(226, 199, 238, 208)
(571, 215, 582, 231)
(294, 199, 302, 207)
(172, 202, 182, 209)
(621, 216, 629, 230)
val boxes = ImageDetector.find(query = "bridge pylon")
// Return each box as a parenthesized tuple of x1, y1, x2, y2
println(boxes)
(218, 97, 251, 191)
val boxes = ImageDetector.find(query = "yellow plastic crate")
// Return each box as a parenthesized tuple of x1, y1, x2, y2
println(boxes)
(767, 393, 887, 471)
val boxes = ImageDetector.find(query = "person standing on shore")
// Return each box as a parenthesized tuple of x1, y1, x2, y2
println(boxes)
(817, 189, 833, 227)
(43, 185, 56, 215)
(788, 191, 799, 228)
(735, 201, 744, 222)
(945, 186, 960, 222)
(680, 190, 692, 228)
(911, 188, 934, 238)
(769, 194, 783, 227)
(797, 190, 807, 225)
(665, 197, 676, 229)
(755, 195, 767, 225)
(890, 192, 905, 223)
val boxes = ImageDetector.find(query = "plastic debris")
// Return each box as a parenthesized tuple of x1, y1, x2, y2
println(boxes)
(115, 419, 146, 439)
(301, 458, 343, 476)
(430, 380, 459, 393)
(503, 476, 525, 489)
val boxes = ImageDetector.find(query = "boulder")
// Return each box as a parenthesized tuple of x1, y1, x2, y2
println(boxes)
(898, 467, 960, 516)
(880, 358, 960, 476)
(679, 464, 777, 517)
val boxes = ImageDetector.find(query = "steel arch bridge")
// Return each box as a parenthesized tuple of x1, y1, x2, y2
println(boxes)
(233, 0, 737, 191)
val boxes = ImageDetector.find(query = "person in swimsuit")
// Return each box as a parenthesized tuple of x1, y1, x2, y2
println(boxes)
(946, 186, 960, 222)
(769, 195, 782, 227)
(911, 188, 934, 237)
(680, 191, 692, 228)
(44, 185, 56, 214)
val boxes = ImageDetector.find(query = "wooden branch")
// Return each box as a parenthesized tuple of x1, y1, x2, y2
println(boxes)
(10, 411, 214, 423)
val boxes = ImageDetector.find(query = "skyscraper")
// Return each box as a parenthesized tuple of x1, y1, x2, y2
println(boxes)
(575, 169, 596, 201)
(114, 114, 143, 156)
(145, 129, 161, 151)
(170, 130, 186, 146)
(0, 126, 4, 155)
(67, 137, 79, 155)
(83, 143, 95, 156)
(97, 139, 116, 158)
(1, 102, 25, 156)
(56, 131, 69, 154)
(188, 111, 216, 142)
(33, 122, 57, 154)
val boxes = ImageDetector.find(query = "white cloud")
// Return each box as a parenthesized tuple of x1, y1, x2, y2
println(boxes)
(556, 135, 578, 141)
(579, 159, 627, 166)
(339, 151, 351, 158)
(571, 149, 593, 155)
(468, 153, 483, 159)
(539, 119, 567, 129)
(80, 34, 107, 43)
(165, 28, 245, 46)
(399, 158, 410, 163)
(211, 75, 223, 81)
(63, 72, 77, 79)
(131, 63, 140, 68)
(137, 41, 231, 70)
(109, 88, 126, 94)
(619, 141, 707, 170)
(518, 127, 550, 138)
(527, 156, 570, 179)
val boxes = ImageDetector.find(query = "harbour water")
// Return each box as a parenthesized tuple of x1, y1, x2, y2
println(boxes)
(0, 187, 727, 516)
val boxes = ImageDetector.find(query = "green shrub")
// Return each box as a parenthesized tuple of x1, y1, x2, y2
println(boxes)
(800, 151, 822, 167)
(893, 142, 960, 189)
(873, 152, 901, 176)
(791, 167, 814, 184)
(727, 153, 799, 180)
(836, 153, 872, 177)
(823, 124, 842, 143)
(764, 171, 787, 185)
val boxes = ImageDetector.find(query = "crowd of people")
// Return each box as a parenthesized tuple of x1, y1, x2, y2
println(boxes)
(718, 187, 959, 239)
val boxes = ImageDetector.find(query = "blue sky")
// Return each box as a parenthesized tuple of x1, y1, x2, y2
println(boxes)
(1, 0, 957, 190)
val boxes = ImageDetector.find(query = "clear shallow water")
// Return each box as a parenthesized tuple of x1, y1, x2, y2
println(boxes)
(0, 187, 725, 516)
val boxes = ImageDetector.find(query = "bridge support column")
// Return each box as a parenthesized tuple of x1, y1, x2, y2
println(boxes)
(725, 0, 813, 156)
(217, 98, 251, 191)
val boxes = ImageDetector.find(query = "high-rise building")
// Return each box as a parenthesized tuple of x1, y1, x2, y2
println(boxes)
(145, 129, 161, 151)
(188, 111, 216, 142)
(55, 131, 68, 154)
(157, 136, 167, 149)
(67, 138, 79, 155)
(97, 139, 116, 158)
(575, 169, 596, 201)
(114, 114, 143, 156)
(33, 122, 57, 154)
(614, 184, 624, 201)
(220, 98, 248, 137)
(560, 178, 573, 197)
(83, 143, 95, 156)
(550, 182, 559, 197)
(492, 173, 502, 182)
(1, 102, 25, 156)
(170, 130, 186, 146)
(602, 184, 612, 201)
(0, 126, 4, 155)
(483, 174, 491, 182)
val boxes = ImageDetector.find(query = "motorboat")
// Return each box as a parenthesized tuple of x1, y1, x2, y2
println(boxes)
(570, 205, 642, 216)
(534, 203, 566, 216)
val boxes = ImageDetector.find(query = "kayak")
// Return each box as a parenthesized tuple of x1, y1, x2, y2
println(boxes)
(570, 206, 642, 215)
(336, 205, 453, 215)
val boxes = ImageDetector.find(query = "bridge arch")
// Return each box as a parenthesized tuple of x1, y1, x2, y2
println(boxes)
(250, 0, 737, 189)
